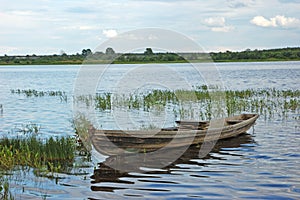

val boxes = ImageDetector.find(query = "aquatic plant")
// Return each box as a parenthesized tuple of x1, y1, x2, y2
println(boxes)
(10, 89, 68, 102)
(95, 93, 111, 110)
(76, 86, 300, 122)
(77, 85, 300, 126)
(72, 114, 92, 152)
(0, 178, 14, 200)
(0, 135, 76, 172)
(0, 124, 92, 199)
(17, 122, 41, 134)
(76, 95, 94, 107)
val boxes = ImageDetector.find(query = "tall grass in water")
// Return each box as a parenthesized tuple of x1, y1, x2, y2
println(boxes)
(0, 136, 76, 172)
(87, 87, 300, 121)
(0, 136, 75, 200)
(0, 122, 91, 200)
(0, 178, 14, 200)
(95, 93, 111, 110)
(72, 114, 92, 152)
(10, 89, 68, 102)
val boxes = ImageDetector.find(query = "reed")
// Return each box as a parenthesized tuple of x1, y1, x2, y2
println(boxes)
(76, 95, 94, 107)
(95, 93, 111, 110)
(0, 136, 76, 172)
(11, 89, 68, 102)
(17, 122, 41, 134)
(0, 179, 14, 200)
(0, 125, 91, 199)
(89, 87, 300, 121)
(72, 114, 92, 152)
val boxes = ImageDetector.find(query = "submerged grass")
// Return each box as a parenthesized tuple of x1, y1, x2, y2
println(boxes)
(0, 136, 76, 172)
(11, 89, 68, 102)
(0, 178, 14, 200)
(75, 86, 300, 121)
(0, 122, 91, 200)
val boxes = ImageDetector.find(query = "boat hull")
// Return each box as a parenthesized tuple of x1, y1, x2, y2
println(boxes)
(88, 114, 259, 155)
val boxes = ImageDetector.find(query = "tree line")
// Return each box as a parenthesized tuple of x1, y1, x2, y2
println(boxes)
(1, 47, 300, 65)
(210, 47, 300, 62)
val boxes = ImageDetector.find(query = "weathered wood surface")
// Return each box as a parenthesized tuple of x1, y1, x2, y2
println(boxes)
(88, 114, 259, 155)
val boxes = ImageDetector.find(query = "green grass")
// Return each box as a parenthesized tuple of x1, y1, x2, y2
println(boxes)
(0, 121, 91, 200)
(74, 86, 300, 121)
(0, 178, 14, 200)
(9, 57, 300, 65)
(0, 136, 76, 172)
(11, 89, 68, 102)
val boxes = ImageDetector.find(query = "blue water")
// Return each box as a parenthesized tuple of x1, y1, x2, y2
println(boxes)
(0, 62, 299, 199)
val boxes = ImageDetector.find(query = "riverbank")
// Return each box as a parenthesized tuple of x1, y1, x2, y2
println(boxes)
(1, 58, 300, 65)
(1, 47, 299, 65)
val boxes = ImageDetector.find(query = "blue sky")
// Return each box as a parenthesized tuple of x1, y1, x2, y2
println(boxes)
(1, 0, 300, 55)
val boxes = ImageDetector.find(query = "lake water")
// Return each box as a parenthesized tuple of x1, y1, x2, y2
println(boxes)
(0, 61, 299, 199)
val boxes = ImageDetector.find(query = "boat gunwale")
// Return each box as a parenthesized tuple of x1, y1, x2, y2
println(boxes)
(90, 114, 259, 138)
(88, 114, 259, 155)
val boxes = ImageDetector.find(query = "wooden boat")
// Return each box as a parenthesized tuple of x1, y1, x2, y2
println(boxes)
(91, 133, 255, 186)
(88, 113, 259, 156)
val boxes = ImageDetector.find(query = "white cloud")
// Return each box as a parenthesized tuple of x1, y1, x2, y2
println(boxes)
(275, 15, 300, 27)
(203, 17, 234, 32)
(211, 26, 235, 32)
(278, 0, 300, 3)
(0, 46, 19, 55)
(79, 25, 98, 30)
(251, 15, 300, 28)
(102, 29, 118, 38)
(0, 11, 38, 29)
(227, 0, 255, 8)
(61, 25, 99, 30)
(50, 36, 62, 40)
(10, 10, 36, 16)
(204, 17, 225, 27)
(0, 0, 299, 54)
(250, 16, 276, 27)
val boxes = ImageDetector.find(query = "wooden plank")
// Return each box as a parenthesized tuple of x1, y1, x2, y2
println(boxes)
(226, 120, 243, 125)
(175, 120, 208, 125)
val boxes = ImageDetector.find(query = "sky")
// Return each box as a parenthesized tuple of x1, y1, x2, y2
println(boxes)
(1, 0, 300, 55)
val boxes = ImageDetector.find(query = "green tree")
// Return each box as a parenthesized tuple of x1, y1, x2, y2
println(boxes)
(82, 49, 92, 57)
(105, 47, 115, 55)
(144, 48, 154, 55)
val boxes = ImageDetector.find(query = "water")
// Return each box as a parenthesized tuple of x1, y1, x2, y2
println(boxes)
(0, 62, 299, 199)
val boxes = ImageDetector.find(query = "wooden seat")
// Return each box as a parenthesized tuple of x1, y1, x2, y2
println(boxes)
(161, 127, 178, 131)
(175, 120, 208, 125)
(226, 120, 243, 125)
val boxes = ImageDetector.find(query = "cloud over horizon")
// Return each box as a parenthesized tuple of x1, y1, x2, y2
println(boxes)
(102, 29, 118, 38)
(203, 17, 234, 32)
(0, 0, 299, 55)
(251, 15, 300, 28)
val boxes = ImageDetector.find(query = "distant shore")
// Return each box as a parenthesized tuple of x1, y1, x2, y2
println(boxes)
(1, 47, 299, 65)
(1, 58, 299, 65)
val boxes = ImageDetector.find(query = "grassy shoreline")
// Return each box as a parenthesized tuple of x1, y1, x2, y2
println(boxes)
(1, 47, 300, 65)
(1, 58, 300, 65)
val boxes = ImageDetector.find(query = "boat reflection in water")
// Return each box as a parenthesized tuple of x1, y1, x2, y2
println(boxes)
(91, 132, 255, 193)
